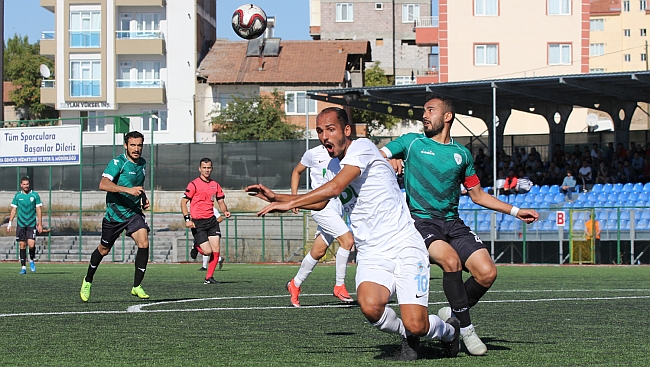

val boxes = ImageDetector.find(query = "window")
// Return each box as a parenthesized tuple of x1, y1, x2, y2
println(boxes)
(69, 11, 101, 47)
(395, 76, 416, 85)
(475, 44, 498, 65)
(142, 110, 168, 131)
(136, 61, 161, 87)
(475, 0, 498, 16)
(589, 68, 605, 73)
(548, 44, 571, 65)
(285, 92, 316, 114)
(624, 29, 631, 37)
(624, 54, 631, 62)
(70, 60, 101, 97)
(336, 3, 353, 22)
(80, 111, 105, 132)
(375, 3, 383, 10)
(376, 38, 384, 46)
(590, 43, 604, 56)
(136, 13, 161, 35)
(642, 54, 647, 61)
(548, 0, 571, 15)
(641, 0, 647, 10)
(623, 0, 630, 11)
(402, 4, 420, 22)
(590, 19, 604, 31)
(641, 29, 647, 36)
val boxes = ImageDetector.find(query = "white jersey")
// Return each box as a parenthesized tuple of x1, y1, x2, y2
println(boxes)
(326, 138, 422, 261)
(300, 145, 331, 190)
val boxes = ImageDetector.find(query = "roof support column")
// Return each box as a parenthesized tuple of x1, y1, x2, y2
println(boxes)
(598, 101, 637, 148)
(540, 104, 572, 151)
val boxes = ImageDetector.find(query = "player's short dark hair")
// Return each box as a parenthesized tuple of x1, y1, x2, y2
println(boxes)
(317, 107, 349, 129)
(424, 93, 456, 122)
(20, 176, 30, 184)
(199, 157, 212, 166)
(124, 131, 145, 144)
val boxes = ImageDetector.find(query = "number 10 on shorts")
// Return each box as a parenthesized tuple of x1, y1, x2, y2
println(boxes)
(414, 274, 429, 293)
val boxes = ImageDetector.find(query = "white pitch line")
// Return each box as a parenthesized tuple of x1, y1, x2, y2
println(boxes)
(1, 294, 649, 318)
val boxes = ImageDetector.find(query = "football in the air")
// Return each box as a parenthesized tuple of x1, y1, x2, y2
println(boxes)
(232, 4, 267, 40)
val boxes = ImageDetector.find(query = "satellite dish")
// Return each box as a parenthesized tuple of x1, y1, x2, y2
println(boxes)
(39, 64, 51, 79)
(586, 113, 598, 127)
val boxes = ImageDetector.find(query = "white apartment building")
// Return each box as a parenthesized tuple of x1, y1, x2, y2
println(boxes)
(39, 0, 216, 145)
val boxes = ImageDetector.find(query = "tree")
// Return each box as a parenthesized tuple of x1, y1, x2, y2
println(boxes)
(351, 62, 401, 135)
(4, 35, 57, 121)
(210, 90, 302, 141)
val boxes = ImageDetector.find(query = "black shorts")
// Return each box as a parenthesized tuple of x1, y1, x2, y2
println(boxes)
(100, 214, 150, 249)
(191, 216, 221, 246)
(15, 226, 36, 242)
(413, 216, 487, 265)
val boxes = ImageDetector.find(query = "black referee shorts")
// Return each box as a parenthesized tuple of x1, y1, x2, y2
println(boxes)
(191, 216, 221, 246)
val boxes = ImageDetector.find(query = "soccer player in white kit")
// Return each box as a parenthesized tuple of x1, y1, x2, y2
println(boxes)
(288, 145, 355, 307)
(248, 107, 460, 360)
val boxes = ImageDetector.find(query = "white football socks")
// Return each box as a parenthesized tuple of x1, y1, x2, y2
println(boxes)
(426, 315, 453, 341)
(294, 253, 319, 287)
(202, 255, 209, 268)
(335, 248, 350, 286)
(372, 307, 407, 338)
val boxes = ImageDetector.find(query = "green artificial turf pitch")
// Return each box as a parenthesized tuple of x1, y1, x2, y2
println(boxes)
(0, 262, 648, 366)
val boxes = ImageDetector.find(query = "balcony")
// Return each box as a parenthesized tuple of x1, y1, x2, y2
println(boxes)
(40, 80, 56, 105)
(115, 0, 164, 5)
(40, 31, 55, 55)
(70, 80, 101, 97)
(415, 69, 439, 84)
(70, 31, 101, 48)
(115, 31, 165, 55)
(415, 16, 439, 46)
(116, 79, 165, 104)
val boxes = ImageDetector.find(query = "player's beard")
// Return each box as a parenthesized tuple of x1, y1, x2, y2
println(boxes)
(424, 118, 444, 138)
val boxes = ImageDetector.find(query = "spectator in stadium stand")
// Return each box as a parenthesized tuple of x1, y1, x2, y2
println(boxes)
(502, 170, 518, 195)
(591, 143, 601, 160)
(595, 161, 612, 185)
(544, 162, 561, 186)
(642, 158, 650, 183)
(553, 144, 565, 167)
(584, 217, 601, 264)
(616, 143, 627, 160)
(533, 161, 546, 186)
(604, 142, 615, 161)
(632, 152, 644, 175)
(516, 170, 533, 194)
(474, 148, 487, 168)
(578, 160, 593, 190)
(561, 170, 577, 201)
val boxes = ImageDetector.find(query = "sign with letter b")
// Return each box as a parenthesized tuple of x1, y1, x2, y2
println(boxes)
(556, 211, 566, 226)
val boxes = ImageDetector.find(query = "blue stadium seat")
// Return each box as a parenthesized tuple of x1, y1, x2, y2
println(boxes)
(637, 219, 649, 230)
(540, 203, 551, 209)
(495, 213, 504, 222)
(605, 220, 618, 230)
(617, 192, 629, 202)
(622, 220, 630, 230)
(644, 182, 650, 192)
(553, 193, 565, 204)
(572, 201, 586, 208)
(587, 192, 598, 202)
(606, 193, 618, 202)
(596, 193, 607, 202)
(477, 213, 487, 222)
(624, 200, 636, 208)
(634, 210, 644, 220)
(542, 221, 554, 231)
(529, 186, 540, 194)
(574, 221, 585, 231)
(531, 221, 541, 231)
(595, 201, 606, 208)
(563, 201, 574, 209)
(608, 211, 619, 220)
(633, 183, 643, 193)
(506, 221, 518, 231)
(615, 200, 626, 208)
(639, 192, 650, 202)
(604, 201, 616, 208)
(498, 195, 508, 202)
(549, 185, 560, 194)
(642, 211, 650, 220)
(459, 195, 469, 205)
(622, 183, 633, 192)
(501, 214, 514, 222)
(613, 183, 623, 192)
(515, 195, 526, 205)
(478, 221, 490, 232)
(597, 211, 609, 221)
(604, 183, 613, 192)
(534, 195, 545, 203)
(577, 193, 588, 202)
(591, 183, 603, 193)
(635, 200, 647, 208)
(620, 211, 631, 221)
(539, 185, 550, 194)
(525, 194, 536, 203)
(507, 195, 517, 204)
(483, 187, 491, 193)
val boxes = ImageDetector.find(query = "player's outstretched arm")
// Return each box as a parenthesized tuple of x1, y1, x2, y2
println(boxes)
(467, 183, 539, 224)
(291, 163, 307, 196)
(256, 165, 360, 216)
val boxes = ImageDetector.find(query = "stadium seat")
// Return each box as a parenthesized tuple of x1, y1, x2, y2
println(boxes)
(459, 195, 469, 205)
(483, 187, 491, 193)
(615, 200, 626, 208)
(591, 184, 603, 193)
(635, 200, 647, 207)
(507, 195, 517, 204)
(606, 193, 618, 202)
(529, 186, 540, 194)
(542, 221, 554, 231)
(572, 201, 585, 208)
(604, 183, 613, 192)
(539, 185, 549, 194)
(608, 211, 619, 220)
(637, 219, 649, 230)
(624, 200, 635, 208)
(506, 221, 518, 231)
(501, 214, 514, 222)
(617, 192, 629, 202)
(574, 221, 585, 231)
(597, 193, 608, 202)
(534, 194, 545, 203)
(495, 213, 504, 222)
(549, 185, 560, 194)
(477, 213, 487, 222)
(622, 183, 633, 192)
(515, 195, 526, 205)
(606, 220, 618, 230)
(633, 183, 643, 193)
(622, 220, 630, 230)
(639, 192, 650, 202)
(597, 211, 609, 221)
(604, 201, 616, 208)
(642, 211, 650, 220)
(613, 183, 623, 192)
(587, 192, 598, 202)
(524, 194, 536, 204)
(563, 201, 574, 209)
(478, 221, 490, 232)
(498, 195, 508, 202)
(620, 211, 631, 221)
(577, 193, 588, 202)
(575, 184, 582, 193)
(540, 203, 551, 209)
(644, 182, 650, 192)
(553, 193, 565, 204)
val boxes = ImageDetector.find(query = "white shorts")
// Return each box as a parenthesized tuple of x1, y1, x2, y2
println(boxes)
(355, 245, 430, 307)
(312, 200, 349, 246)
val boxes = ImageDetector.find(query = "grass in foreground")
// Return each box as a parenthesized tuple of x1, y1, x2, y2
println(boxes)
(0, 262, 648, 366)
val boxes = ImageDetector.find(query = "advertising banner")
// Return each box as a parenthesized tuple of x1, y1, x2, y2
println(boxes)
(0, 125, 81, 166)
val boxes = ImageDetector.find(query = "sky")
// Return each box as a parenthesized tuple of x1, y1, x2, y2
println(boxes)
(4, 0, 312, 43)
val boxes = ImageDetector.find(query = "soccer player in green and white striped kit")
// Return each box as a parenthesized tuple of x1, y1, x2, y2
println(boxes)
(381, 94, 539, 356)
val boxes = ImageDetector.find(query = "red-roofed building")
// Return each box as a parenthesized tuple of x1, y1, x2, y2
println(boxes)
(195, 38, 371, 141)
